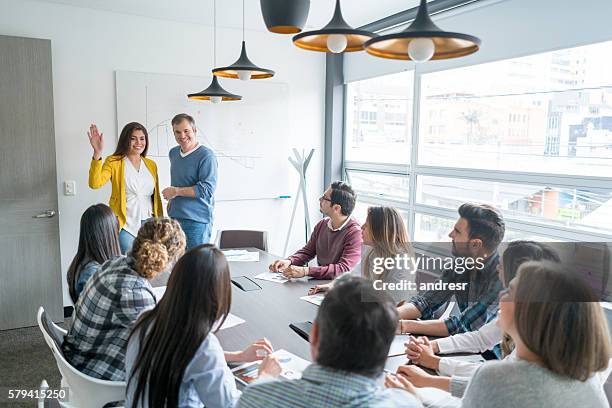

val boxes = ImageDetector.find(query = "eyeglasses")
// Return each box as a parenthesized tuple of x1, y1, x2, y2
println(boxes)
(319, 195, 332, 202)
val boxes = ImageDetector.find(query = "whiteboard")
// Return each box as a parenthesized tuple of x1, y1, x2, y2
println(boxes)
(115, 70, 290, 201)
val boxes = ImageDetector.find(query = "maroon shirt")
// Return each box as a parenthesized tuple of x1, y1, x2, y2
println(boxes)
(288, 218, 362, 279)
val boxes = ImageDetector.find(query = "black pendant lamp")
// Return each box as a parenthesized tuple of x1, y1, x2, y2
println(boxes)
(364, 0, 480, 62)
(293, 0, 375, 54)
(187, 76, 242, 102)
(188, 0, 242, 103)
(213, 0, 274, 81)
(261, 0, 310, 34)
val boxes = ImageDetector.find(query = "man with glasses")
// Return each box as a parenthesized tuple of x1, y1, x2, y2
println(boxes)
(269, 181, 362, 279)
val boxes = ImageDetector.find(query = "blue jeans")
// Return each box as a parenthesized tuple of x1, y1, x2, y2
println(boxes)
(119, 229, 136, 254)
(176, 218, 211, 250)
(119, 220, 149, 254)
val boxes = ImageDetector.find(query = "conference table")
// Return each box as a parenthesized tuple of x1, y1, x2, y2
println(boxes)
(215, 248, 322, 363)
(155, 248, 412, 371)
(192, 247, 414, 372)
(152, 247, 462, 406)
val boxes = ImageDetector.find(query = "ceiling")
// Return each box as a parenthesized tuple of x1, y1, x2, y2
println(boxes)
(36, 0, 426, 32)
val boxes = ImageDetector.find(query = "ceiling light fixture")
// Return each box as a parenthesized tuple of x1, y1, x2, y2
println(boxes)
(260, 0, 310, 34)
(213, 0, 274, 81)
(364, 0, 480, 62)
(188, 0, 242, 102)
(293, 0, 375, 54)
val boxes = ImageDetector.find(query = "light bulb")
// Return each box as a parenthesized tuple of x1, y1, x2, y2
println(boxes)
(237, 70, 252, 81)
(408, 38, 435, 63)
(327, 34, 347, 53)
(210, 96, 222, 104)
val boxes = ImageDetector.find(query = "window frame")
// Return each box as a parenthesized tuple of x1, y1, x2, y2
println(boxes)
(342, 43, 612, 243)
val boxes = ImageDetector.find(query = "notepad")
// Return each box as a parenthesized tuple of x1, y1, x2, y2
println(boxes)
(213, 313, 246, 331)
(151, 286, 245, 331)
(388, 334, 411, 357)
(299, 293, 325, 306)
(254, 272, 289, 284)
(223, 250, 260, 262)
(231, 349, 311, 385)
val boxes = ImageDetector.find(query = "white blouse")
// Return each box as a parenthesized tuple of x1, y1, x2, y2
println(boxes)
(123, 158, 154, 237)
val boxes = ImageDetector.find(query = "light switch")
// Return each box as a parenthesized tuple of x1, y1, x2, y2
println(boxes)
(64, 180, 76, 196)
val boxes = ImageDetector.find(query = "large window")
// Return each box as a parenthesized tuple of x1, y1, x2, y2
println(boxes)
(344, 71, 413, 165)
(344, 40, 612, 242)
(419, 43, 612, 176)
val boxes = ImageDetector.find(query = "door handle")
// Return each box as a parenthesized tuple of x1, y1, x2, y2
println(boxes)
(33, 210, 56, 219)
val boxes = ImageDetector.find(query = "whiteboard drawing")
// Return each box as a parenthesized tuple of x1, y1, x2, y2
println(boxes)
(115, 70, 290, 201)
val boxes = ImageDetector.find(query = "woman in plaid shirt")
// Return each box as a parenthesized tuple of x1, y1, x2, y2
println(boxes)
(62, 218, 186, 381)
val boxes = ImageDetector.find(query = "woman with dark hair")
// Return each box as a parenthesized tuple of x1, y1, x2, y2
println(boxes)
(88, 122, 163, 253)
(308, 206, 414, 302)
(63, 218, 186, 381)
(126, 244, 281, 408)
(66, 203, 121, 303)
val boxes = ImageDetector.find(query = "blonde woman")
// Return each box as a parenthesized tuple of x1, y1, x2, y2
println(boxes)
(88, 122, 164, 253)
(62, 218, 186, 381)
(309, 206, 414, 302)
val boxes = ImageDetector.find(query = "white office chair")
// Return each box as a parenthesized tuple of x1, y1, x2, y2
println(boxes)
(37, 307, 126, 408)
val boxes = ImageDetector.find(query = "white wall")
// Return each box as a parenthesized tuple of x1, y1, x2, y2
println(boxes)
(345, 0, 612, 82)
(0, 0, 326, 306)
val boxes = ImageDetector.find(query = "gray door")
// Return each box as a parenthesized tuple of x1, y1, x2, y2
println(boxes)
(0, 35, 62, 329)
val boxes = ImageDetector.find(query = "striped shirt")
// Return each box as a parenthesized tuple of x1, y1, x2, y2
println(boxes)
(62, 256, 156, 381)
(410, 253, 501, 335)
(236, 364, 421, 408)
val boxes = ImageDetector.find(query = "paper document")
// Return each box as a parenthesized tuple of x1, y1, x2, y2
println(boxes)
(223, 250, 260, 262)
(232, 349, 311, 385)
(254, 272, 289, 284)
(214, 313, 246, 331)
(300, 293, 325, 306)
(151, 286, 167, 300)
(388, 334, 411, 357)
(152, 286, 245, 331)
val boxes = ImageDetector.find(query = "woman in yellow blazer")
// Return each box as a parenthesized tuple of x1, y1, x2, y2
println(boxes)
(88, 122, 163, 253)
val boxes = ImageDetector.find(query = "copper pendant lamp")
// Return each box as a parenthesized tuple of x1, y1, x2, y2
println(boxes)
(364, 0, 480, 62)
(213, 0, 274, 81)
(188, 0, 242, 102)
(293, 0, 375, 54)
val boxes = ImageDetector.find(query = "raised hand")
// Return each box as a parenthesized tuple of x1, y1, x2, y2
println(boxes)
(88, 124, 104, 159)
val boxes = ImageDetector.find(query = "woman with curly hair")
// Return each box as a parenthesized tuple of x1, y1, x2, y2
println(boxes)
(62, 218, 186, 381)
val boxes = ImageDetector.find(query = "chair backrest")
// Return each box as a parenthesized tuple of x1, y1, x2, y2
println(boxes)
(38, 308, 66, 352)
(218, 230, 268, 252)
(37, 307, 126, 408)
(602, 303, 612, 405)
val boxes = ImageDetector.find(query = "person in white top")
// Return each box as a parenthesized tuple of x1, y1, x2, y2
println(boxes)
(400, 241, 561, 397)
(388, 260, 612, 408)
(307, 206, 415, 303)
(88, 122, 163, 254)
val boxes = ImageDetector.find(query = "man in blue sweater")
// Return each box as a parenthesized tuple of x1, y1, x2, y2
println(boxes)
(162, 113, 218, 249)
